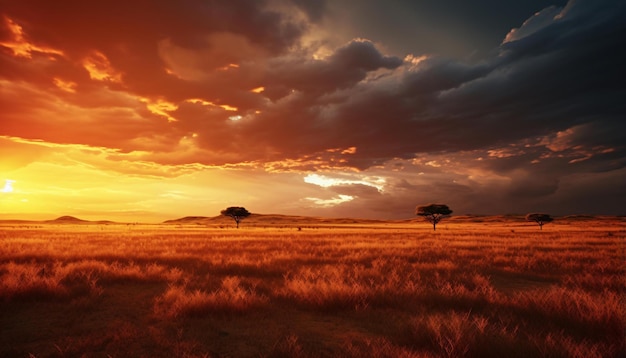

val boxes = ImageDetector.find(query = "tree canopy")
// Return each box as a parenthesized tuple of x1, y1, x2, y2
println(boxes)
(221, 206, 251, 228)
(416, 204, 453, 231)
(525, 213, 554, 230)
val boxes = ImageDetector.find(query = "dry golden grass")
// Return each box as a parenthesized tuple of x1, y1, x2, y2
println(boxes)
(0, 218, 623, 357)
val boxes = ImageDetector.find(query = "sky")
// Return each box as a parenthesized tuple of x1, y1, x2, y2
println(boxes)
(0, 0, 624, 222)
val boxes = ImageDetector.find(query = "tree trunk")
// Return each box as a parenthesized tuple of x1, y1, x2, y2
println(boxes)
(433, 222, 436, 231)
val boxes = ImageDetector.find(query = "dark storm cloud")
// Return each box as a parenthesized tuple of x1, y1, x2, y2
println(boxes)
(508, 176, 560, 198)
(263, 39, 402, 98)
(326, 0, 569, 58)
(290, 0, 328, 22)
(244, 0, 623, 173)
(304, 0, 626, 169)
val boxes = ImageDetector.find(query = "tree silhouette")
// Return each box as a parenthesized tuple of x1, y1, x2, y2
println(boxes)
(526, 213, 553, 230)
(416, 204, 453, 231)
(221, 206, 251, 228)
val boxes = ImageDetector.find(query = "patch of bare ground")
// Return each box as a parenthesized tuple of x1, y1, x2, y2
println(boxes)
(0, 283, 167, 357)
(488, 271, 558, 295)
(177, 308, 379, 357)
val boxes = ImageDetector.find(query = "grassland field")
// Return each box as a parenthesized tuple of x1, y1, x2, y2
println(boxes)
(0, 217, 624, 357)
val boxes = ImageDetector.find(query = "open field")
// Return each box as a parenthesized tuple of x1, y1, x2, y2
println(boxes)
(0, 217, 624, 357)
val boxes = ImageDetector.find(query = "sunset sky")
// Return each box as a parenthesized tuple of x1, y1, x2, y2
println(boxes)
(1, 0, 624, 222)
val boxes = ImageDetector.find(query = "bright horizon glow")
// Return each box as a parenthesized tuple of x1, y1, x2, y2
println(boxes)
(1, 179, 15, 193)
(304, 174, 385, 192)
(305, 194, 354, 207)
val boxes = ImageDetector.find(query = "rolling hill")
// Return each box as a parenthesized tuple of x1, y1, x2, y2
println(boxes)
(0, 214, 622, 227)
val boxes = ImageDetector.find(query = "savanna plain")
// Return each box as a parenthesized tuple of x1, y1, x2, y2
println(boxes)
(0, 216, 624, 357)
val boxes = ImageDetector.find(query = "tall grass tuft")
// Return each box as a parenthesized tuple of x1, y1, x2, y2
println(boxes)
(278, 264, 425, 310)
(154, 276, 268, 318)
(513, 286, 624, 342)
(0, 261, 68, 300)
(0, 260, 183, 301)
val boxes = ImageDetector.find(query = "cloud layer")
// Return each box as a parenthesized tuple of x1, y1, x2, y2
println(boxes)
(1, 0, 624, 219)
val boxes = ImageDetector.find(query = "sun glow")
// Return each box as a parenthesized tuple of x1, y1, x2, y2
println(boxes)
(305, 194, 354, 207)
(1, 179, 15, 193)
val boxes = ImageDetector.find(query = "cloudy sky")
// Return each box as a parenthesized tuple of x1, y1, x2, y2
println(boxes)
(1, 0, 624, 222)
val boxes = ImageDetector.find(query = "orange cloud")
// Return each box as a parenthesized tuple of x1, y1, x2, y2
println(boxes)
(219, 63, 240, 71)
(141, 98, 178, 122)
(82, 51, 122, 82)
(186, 99, 238, 112)
(0, 16, 64, 58)
(53, 78, 77, 93)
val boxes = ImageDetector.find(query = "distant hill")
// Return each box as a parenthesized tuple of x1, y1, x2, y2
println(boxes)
(0, 213, 622, 227)
(163, 213, 390, 226)
(560, 215, 597, 221)
(446, 215, 527, 223)
(43, 216, 117, 225)
(163, 213, 624, 227)
(163, 216, 210, 224)
(162, 213, 562, 227)
(48, 216, 88, 223)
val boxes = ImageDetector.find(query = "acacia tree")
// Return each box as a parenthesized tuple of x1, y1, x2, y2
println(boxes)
(416, 204, 453, 231)
(221, 206, 251, 228)
(526, 213, 554, 230)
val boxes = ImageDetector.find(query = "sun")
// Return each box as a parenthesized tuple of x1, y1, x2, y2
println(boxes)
(1, 179, 15, 193)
